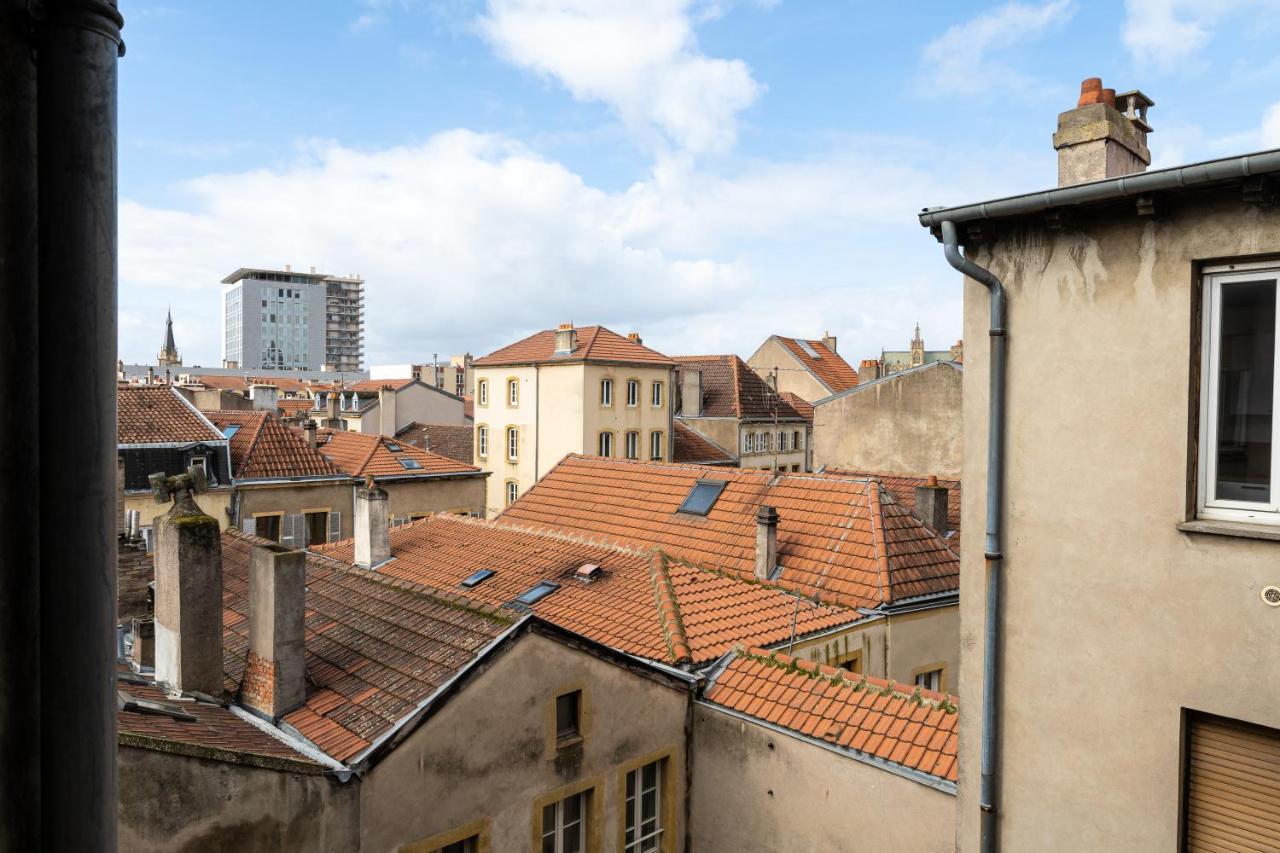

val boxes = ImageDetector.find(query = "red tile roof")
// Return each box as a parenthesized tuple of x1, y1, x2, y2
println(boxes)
(779, 392, 814, 424)
(118, 386, 225, 445)
(187, 374, 309, 394)
(313, 514, 858, 667)
(205, 411, 342, 480)
(498, 456, 958, 609)
(704, 648, 958, 783)
(473, 325, 675, 368)
(315, 429, 480, 478)
(774, 337, 860, 394)
(276, 398, 317, 417)
(346, 378, 415, 393)
(396, 422, 475, 466)
(674, 355, 806, 421)
(822, 469, 961, 542)
(463, 395, 474, 419)
(118, 666, 323, 772)
(220, 530, 514, 763)
(673, 421, 737, 466)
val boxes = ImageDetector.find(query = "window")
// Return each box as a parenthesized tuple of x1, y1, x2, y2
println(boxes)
(650, 431, 663, 461)
(477, 379, 489, 406)
(540, 791, 588, 853)
(222, 424, 241, 439)
(254, 514, 281, 542)
(436, 838, 477, 853)
(651, 381, 664, 408)
(627, 379, 640, 407)
(517, 580, 559, 605)
(677, 479, 727, 515)
(397, 457, 422, 470)
(742, 433, 752, 454)
(834, 650, 862, 673)
(1183, 711, 1280, 852)
(506, 480, 518, 506)
(303, 510, 328, 546)
(508, 378, 519, 407)
(779, 431, 789, 451)
(507, 427, 519, 461)
(625, 431, 640, 460)
(477, 425, 489, 459)
(1200, 264, 1278, 524)
(794, 430, 802, 450)
(913, 667, 944, 692)
(386, 442, 401, 452)
(555, 690, 581, 742)
(624, 760, 664, 853)
(461, 569, 495, 588)
(598, 431, 614, 457)
(600, 378, 613, 407)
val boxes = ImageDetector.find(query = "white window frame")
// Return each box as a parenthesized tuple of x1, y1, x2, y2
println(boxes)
(599, 431, 614, 457)
(508, 379, 519, 407)
(476, 425, 488, 459)
(742, 432, 752, 454)
(625, 430, 639, 460)
(650, 431, 663, 461)
(626, 379, 640, 407)
(1198, 261, 1280, 525)
(913, 668, 943, 692)
(541, 791, 587, 853)
(601, 378, 613, 407)
(505, 480, 518, 506)
(651, 381, 664, 408)
(477, 379, 488, 406)
(507, 427, 519, 462)
(624, 760, 663, 853)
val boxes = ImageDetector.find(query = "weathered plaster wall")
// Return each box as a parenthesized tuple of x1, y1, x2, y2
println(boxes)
(955, 193, 1280, 852)
(237, 481, 354, 539)
(117, 747, 358, 852)
(690, 703, 955, 853)
(784, 605, 959, 691)
(384, 475, 486, 521)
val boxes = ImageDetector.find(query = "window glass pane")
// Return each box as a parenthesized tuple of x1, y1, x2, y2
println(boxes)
(1215, 279, 1275, 503)
(563, 792, 581, 825)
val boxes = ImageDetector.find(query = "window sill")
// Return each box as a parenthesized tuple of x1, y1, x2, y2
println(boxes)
(555, 734, 583, 752)
(1177, 519, 1280, 543)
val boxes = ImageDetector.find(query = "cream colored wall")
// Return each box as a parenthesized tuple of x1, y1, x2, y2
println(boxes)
(473, 364, 540, 515)
(690, 703, 955, 853)
(738, 422, 809, 471)
(812, 364, 961, 478)
(124, 488, 233, 532)
(236, 481, 355, 539)
(746, 337, 833, 403)
(955, 196, 1280, 852)
(785, 604, 958, 690)
(360, 630, 689, 853)
(534, 363, 588, 475)
(393, 382, 467, 429)
(384, 475, 486, 521)
(580, 364, 673, 464)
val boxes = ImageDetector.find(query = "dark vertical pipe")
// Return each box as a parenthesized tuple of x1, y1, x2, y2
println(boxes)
(0, 2, 43, 848)
(35, 1, 124, 849)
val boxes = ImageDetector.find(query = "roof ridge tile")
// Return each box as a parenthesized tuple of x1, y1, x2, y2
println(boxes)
(648, 553, 692, 666)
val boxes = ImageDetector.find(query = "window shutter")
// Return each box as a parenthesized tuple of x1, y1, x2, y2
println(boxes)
(243, 517, 256, 536)
(328, 511, 341, 542)
(281, 513, 303, 547)
(1184, 713, 1280, 852)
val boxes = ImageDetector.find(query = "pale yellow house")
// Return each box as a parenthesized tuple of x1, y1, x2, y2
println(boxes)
(471, 324, 676, 514)
(745, 333, 860, 403)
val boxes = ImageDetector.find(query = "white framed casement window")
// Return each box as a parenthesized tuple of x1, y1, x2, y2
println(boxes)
(1198, 262, 1279, 525)
(477, 379, 489, 406)
(541, 790, 588, 853)
(623, 760, 663, 853)
(601, 378, 614, 407)
(651, 381, 664, 408)
(625, 430, 640, 459)
(626, 379, 640, 407)
(599, 431, 614, 457)
(650, 431, 663, 461)
(508, 378, 519, 407)
(506, 427, 519, 462)
(505, 480, 518, 506)
(742, 432, 752, 454)
(476, 425, 488, 459)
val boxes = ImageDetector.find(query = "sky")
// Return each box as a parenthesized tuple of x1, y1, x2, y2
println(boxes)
(118, 0, 1280, 370)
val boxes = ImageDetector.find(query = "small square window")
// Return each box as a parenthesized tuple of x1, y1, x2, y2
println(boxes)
(913, 668, 943, 692)
(397, 457, 422, 470)
(556, 690, 581, 742)
(517, 580, 558, 606)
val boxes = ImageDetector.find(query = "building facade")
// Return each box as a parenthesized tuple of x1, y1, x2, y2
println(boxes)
(880, 324, 963, 374)
(746, 333, 860, 403)
(221, 266, 364, 372)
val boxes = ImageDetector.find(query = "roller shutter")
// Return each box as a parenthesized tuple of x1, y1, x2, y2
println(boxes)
(1184, 712, 1280, 852)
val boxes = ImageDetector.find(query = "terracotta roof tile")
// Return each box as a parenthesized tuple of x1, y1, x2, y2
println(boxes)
(396, 422, 474, 466)
(186, 374, 310, 394)
(276, 398, 318, 416)
(823, 468, 960, 544)
(705, 648, 958, 783)
(674, 355, 805, 421)
(313, 515, 857, 666)
(315, 429, 480, 478)
(774, 337, 860, 394)
(498, 456, 959, 609)
(672, 421, 737, 466)
(473, 325, 675, 368)
(205, 411, 343, 480)
(118, 386, 225, 445)
(778, 392, 814, 424)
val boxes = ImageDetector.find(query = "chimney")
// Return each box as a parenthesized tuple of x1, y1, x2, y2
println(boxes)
(130, 616, 155, 669)
(858, 359, 881, 384)
(627, 331, 643, 345)
(554, 323, 577, 355)
(303, 420, 317, 449)
(680, 369, 702, 418)
(153, 474, 224, 696)
(377, 385, 397, 437)
(241, 544, 306, 720)
(354, 476, 390, 569)
(821, 331, 837, 354)
(1054, 78, 1154, 187)
(913, 476, 949, 537)
(249, 383, 278, 411)
(146, 366, 155, 385)
(754, 505, 779, 580)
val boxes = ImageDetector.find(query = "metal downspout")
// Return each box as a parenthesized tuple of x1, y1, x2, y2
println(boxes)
(940, 220, 1006, 853)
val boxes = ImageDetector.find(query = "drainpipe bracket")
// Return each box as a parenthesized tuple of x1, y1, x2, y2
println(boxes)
(983, 552, 1004, 561)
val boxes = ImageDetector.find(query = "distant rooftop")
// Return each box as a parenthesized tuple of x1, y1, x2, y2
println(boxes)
(221, 266, 364, 285)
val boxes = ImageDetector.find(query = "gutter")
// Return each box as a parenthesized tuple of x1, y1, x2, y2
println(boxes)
(918, 148, 1280, 227)
(938, 220, 1006, 853)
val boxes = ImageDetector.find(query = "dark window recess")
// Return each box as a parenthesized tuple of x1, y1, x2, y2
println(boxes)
(1214, 279, 1275, 503)
(304, 511, 328, 547)
(461, 569, 495, 588)
(256, 515, 282, 542)
(517, 581, 559, 606)
(397, 457, 422, 470)
(677, 479, 728, 516)
(556, 690, 581, 741)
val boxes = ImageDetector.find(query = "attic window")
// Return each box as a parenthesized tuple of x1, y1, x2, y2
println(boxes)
(386, 442, 402, 452)
(516, 581, 559, 606)
(796, 340, 821, 358)
(677, 479, 727, 516)
(461, 569, 495, 588)
(222, 425, 241, 439)
(397, 457, 422, 470)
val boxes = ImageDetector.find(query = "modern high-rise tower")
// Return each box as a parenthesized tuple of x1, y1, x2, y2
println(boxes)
(220, 266, 364, 372)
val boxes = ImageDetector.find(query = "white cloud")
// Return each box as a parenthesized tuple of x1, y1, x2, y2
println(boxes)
(1262, 101, 1280, 147)
(477, 0, 761, 154)
(1122, 0, 1278, 73)
(918, 0, 1075, 97)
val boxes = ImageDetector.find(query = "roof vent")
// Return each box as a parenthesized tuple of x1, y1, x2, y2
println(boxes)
(574, 563, 603, 583)
(1262, 586, 1280, 607)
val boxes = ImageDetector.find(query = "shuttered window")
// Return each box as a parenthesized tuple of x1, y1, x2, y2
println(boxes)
(1183, 712, 1280, 852)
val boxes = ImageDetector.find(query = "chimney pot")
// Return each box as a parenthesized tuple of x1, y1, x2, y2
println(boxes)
(627, 332, 642, 344)
(242, 544, 307, 720)
(1055, 78, 1153, 187)
(1077, 77, 1102, 106)
(754, 505, 780, 581)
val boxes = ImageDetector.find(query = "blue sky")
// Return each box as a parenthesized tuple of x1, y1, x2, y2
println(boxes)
(118, 0, 1280, 368)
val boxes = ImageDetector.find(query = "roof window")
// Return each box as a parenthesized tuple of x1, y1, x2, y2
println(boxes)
(397, 457, 422, 470)
(386, 442, 401, 452)
(516, 581, 559, 606)
(677, 479, 727, 516)
(797, 340, 821, 359)
(222, 425, 241, 439)
(460, 569, 495, 588)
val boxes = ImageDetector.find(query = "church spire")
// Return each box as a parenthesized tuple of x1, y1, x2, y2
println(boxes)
(910, 322, 925, 367)
(157, 308, 182, 367)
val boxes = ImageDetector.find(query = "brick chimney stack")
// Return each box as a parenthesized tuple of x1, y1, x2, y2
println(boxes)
(1054, 77, 1154, 187)
(241, 544, 306, 720)
(754, 505, 779, 581)
(914, 475, 950, 538)
(821, 331, 837, 354)
(303, 419, 317, 450)
(354, 475, 390, 569)
(858, 359, 881, 384)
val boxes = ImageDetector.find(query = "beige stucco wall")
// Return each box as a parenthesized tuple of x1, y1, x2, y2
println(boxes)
(746, 336, 833, 402)
(117, 747, 359, 852)
(473, 364, 540, 514)
(680, 416, 809, 471)
(813, 363, 961, 478)
(580, 364, 674, 463)
(236, 480, 355, 539)
(384, 475, 487, 522)
(690, 703, 955, 853)
(955, 195, 1280, 852)
(124, 488, 233, 532)
(359, 631, 689, 853)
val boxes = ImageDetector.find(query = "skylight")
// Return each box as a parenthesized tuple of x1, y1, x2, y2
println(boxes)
(677, 479, 727, 516)
(461, 569, 495, 588)
(222, 425, 241, 439)
(797, 340, 821, 359)
(386, 442, 401, 452)
(397, 457, 422, 470)
(516, 581, 559, 606)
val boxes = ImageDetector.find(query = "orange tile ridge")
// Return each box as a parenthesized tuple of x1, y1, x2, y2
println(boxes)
(867, 482, 892, 606)
(648, 553, 693, 666)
